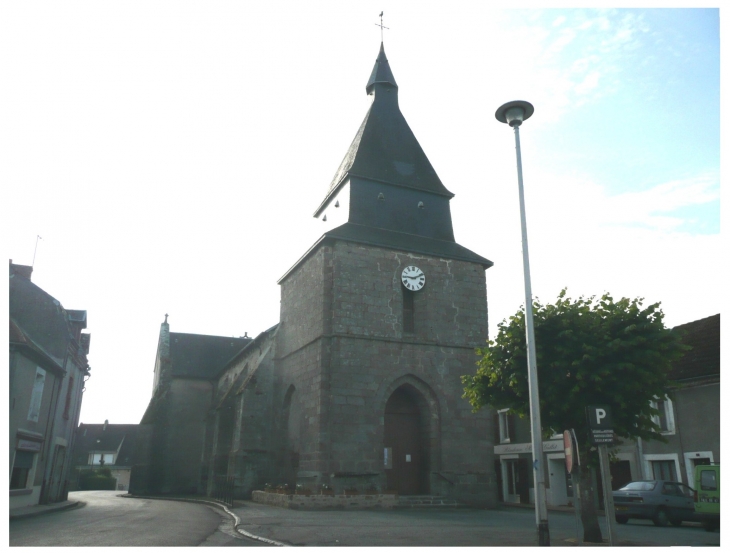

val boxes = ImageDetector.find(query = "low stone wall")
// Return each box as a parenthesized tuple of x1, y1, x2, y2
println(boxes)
(252, 490, 397, 510)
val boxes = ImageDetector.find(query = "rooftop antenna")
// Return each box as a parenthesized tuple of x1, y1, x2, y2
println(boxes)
(32, 235, 42, 268)
(375, 11, 389, 42)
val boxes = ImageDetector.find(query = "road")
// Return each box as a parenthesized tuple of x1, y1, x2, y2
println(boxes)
(9, 491, 266, 547)
(232, 503, 720, 547)
(9, 491, 720, 547)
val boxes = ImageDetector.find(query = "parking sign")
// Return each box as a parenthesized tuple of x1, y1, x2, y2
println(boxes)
(586, 405, 614, 445)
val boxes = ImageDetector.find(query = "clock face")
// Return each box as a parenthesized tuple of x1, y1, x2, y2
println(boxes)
(401, 266, 425, 291)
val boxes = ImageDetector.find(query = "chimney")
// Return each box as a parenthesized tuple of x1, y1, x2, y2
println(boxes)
(103, 419, 108, 431)
(9, 260, 33, 281)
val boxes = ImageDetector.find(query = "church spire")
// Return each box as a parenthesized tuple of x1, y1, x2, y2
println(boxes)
(366, 42, 397, 95)
(316, 43, 453, 221)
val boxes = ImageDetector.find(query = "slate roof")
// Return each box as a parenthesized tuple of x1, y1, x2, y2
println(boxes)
(317, 44, 452, 217)
(72, 423, 144, 467)
(169, 332, 252, 379)
(669, 314, 720, 381)
(9, 262, 81, 369)
(9, 317, 65, 374)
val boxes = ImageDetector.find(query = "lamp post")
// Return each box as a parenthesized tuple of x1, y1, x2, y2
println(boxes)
(495, 100, 550, 546)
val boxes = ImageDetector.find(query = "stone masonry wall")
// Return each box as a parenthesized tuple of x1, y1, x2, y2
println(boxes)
(163, 378, 213, 494)
(206, 330, 278, 498)
(277, 247, 331, 359)
(330, 241, 487, 346)
(275, 239, 495, 506)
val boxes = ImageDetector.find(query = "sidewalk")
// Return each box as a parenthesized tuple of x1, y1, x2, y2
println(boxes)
(502, 501, 584, 514)
(9, 499, 82, 521)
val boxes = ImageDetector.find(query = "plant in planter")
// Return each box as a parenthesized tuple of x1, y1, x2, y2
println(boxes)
(295, 484, 311, 496)
(365, 485, 379, 495)
(263, 483, 274, 493)
(343, 487, 359, 496)
(320, 483, 334, 496)
(275, 484, 290, 495)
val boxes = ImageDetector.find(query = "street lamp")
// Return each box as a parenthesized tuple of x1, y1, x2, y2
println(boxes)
(495, 100, 550, 547)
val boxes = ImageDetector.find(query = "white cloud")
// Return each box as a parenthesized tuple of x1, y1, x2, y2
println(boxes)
(497, 10, 654, 122)
(575, 70, 601, 95)
(603, 175, 720, 228)
(479, 169, 722, 334)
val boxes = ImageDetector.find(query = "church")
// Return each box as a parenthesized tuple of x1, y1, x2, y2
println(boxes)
(136, 43, 497, 508)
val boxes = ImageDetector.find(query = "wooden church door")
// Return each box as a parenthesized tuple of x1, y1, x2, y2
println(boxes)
(384, 386, 427, 495)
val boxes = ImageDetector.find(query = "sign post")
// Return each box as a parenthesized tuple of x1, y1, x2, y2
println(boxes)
(586, 405, 617, 546)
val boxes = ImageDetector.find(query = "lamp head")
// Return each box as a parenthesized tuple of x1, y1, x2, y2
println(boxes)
(495, 100, 534, 127)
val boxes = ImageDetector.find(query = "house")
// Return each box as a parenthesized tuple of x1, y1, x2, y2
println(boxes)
(134, 43, 497, 507)
(493, 313, 720, 507)
(9, 260, 90, 509)
(639, 314, 720, 483)
(69, 421, 148, 491)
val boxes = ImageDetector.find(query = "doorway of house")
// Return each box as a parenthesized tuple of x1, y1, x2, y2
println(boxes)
(548, 455, 574, 506)
(384, 385, 428, 495)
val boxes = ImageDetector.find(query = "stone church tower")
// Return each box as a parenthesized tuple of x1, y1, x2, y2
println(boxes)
(273, 43, 495, 505)
(138, 43, 496, 508)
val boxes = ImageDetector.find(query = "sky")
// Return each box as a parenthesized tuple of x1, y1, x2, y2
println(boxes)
(2, 4, 722, 425)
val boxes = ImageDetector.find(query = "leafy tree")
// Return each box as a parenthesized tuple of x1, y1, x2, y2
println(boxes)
(462, 290, 687, 543)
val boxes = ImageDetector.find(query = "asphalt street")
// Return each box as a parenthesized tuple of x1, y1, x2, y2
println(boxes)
(232, 501, 721, 547)
(8, 491, 721, 547)
(8, 491, 263, 547)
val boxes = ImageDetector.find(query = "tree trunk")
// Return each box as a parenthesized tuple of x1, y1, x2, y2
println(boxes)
(578, 465, 604, 543)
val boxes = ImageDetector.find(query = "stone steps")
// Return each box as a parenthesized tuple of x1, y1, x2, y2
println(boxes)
(396, 495, 465, 508)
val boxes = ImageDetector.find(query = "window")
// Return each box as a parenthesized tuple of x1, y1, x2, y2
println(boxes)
(403, 288, 415, 333)
(498, 409, 513, 444)
(650, 397, 675, 434)
(63, 376, 75, 419)
(89, 452, 116, 465)
(652, 460, 677, 481)
(10, 451, 35, 489)
(27, 367, 46, 422)
(620, 481, 657, 492)
(700, 470, 718, 491)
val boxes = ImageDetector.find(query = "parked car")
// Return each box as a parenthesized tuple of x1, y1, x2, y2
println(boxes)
(693, 464, 720, 531)
(612, 480, 695, 527)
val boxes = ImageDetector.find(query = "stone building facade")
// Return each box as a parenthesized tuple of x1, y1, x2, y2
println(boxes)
(136, 44, 497, 507)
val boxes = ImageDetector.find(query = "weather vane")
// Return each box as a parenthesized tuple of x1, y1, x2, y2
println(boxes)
(375, 11, 389, 42)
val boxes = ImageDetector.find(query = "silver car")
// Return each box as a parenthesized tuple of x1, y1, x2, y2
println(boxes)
(612, 480, 696, 527)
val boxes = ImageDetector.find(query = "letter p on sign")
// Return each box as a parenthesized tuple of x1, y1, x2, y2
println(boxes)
(587, 405, 613, 429)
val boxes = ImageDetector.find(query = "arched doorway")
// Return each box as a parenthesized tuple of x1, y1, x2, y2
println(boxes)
(384, 385, 429, 495)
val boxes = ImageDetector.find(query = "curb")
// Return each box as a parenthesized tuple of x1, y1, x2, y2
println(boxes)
(9, 500, 83, 521)
(123, 494, 287, 547)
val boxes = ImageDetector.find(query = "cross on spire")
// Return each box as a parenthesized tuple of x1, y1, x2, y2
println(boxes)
(374, 11, 389, 42)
